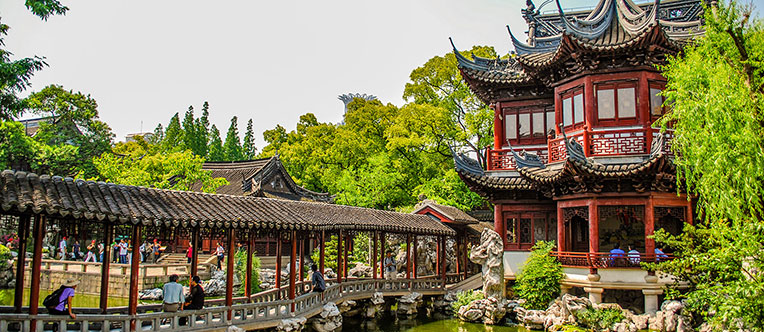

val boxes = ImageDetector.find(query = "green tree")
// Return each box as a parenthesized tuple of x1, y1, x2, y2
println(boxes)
(25, 85, 114, 178)
(0, 0, 68, 120)
(223, 116, 243, 161)
(208, 124, 224, 162)
(181, 106, 197, 154)
(92, 138, 228, 193)
(162, 113, 184, 152)
(242, 118, 256, 159)
(402, 46, 497, 168)
(649, 2, 764, 330)
(195, 101, 210, 157)
(0, 120, 79, 176)
(149, 123, 164, 145)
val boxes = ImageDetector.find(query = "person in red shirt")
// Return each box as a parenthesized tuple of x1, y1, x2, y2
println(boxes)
(186, 244, 193, 264)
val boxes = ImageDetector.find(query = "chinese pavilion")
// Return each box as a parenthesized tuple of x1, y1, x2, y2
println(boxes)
(451, 0, 704, 313)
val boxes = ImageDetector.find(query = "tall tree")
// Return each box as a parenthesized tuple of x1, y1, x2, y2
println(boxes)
(162, 113, 183, 152)
(149, 123, 164, 145)
(25, 84, 114, 178)
(208, 124, 224, 162)
(242, 118, 256, 159)
(181, 105, 197, 153)
(223, 116, 243, 161)
(0, 119, 78, 176)
(650, 2, 764, 330)
(195, 101, 210, 157)
(402, 46, 497, 168)
(0, 0, 68, 120)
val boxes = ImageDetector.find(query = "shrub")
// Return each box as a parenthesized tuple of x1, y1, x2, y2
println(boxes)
(0, 244, 11, 269)
(310, 233, 371, 272)
(234, 249, 261, 295)
(450, 289, 484, 313)
(514, 241, 563, 310)
(573, 307, 625, 330)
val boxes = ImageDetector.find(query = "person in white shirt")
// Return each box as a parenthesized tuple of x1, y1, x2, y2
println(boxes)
(119, 239, 129, 264)
(59, 237, 68, 261)
(215, 243, 225, 270)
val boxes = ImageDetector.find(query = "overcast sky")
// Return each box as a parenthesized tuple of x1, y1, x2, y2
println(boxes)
(2, 0, 762, 147)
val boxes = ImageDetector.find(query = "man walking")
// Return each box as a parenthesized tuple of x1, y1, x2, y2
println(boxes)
(119, 238, 128, 264)
(162, 274, 185, 312)
(310, 264, 326, 293)
(85, 240, 97, 263)
(58, 236, 67, 261)
(384, 251, 397, 280)
(72, 241, 81, 261)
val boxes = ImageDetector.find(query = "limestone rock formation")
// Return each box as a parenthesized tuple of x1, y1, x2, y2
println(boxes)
(397, 292, 423, 316)
(364, 292, 385, 318)
(203, 270, 226, 296)
(469, 229, 504, 299)
(457, 296, 507, 324)
(348, 263, 371, 278)
(227, 326, 246, 332)
(648, 300, 693, 332)
(277, 317, 307, 332)
(311, 302, 343, 332)
(138, 288, 164, 300)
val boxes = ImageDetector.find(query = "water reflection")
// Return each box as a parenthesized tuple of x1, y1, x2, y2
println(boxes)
(335, 313, 529, 332)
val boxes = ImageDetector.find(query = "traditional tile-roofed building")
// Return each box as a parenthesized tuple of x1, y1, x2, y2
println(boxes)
(193, 155, 333, 203)
(450, 0, 703, 314)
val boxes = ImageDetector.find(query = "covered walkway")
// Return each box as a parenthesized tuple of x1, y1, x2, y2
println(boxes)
(0, 170, 459, 331)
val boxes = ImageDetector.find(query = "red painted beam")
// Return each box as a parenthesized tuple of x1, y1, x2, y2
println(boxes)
(275, 231, 282, 292)
(128, 225, 142, 316)
(372, 231, 378, 279)
(337, 230, 343, 283)
(289, 230, 297, 312)
(226, 229, 236, 320)
(29, 215, 45, 317)
(412, 235, 417, 279)
(319, 230, 325, 276)
(14, 215, 30, 313)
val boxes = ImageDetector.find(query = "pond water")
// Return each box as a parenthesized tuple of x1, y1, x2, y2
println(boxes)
(333, 313, 533, 332)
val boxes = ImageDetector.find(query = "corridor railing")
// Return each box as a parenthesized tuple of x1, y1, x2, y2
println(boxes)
(551, 251, 674, 269)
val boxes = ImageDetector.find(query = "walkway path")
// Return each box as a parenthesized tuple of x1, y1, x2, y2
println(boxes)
(0, 278, 448, 332)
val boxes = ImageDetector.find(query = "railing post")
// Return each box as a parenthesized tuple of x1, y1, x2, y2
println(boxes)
(14, 214, 30, 313)
(100, 222, 113, 313)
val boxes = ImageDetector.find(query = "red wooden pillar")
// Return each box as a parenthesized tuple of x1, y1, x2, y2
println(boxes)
(494, 204, 505, 245)
(412, 235, 418, 279)
(379, 232, 385, 278)
(128, 224, 142, 332)
(299, 236, 305, 283)
(336, 230, 343, 283)
(13, 215, 30, 313)
(405, 234, 411, 280)
(685, 200, 693, 226)
(319, 230, 325, 276)
(588, 200, 599, 253)
(583, 76, 594, 156)
(645, 197, 655, 260)
(463, 235, 469, 279)
(372, 231, 378, 279)
(436, 237, 440, 275)
(455, 234, 461, 276)
(29, 215, 45, 317)
(344, 233, 350, 282)
(440, 236, 447, 287)
(100, 222, 113, 313)
(245, 231, 254, 299)
(190, 227, 199, 276)
(493, 103, 503, 150)
(557, 204, 565, 251)
(225, 229, 236, 320)
(289, 230, 297, 312)
(275, 231, 282, 292)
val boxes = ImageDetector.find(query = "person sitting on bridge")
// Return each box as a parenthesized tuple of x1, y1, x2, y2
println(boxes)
(655, 247, 668, 262)
(163, 274, 185, 312)
(311, 264, 326, 293)
(384, 251, 397, 280)
(45, 278, 79, 319)
(184, 276, 205, 310)
(609, 243, 626, 266)
(627, 245, 641, 265)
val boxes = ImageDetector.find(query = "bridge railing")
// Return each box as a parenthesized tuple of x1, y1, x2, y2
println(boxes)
(0, 278, 449, 332)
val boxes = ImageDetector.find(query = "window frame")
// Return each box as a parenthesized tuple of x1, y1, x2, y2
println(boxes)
(560, 87, 585, 130)
(649, 81, 668, 122)
(503, 106, 554, 146)
(505, 212, 557, 250)
(594, 81, 639, 126)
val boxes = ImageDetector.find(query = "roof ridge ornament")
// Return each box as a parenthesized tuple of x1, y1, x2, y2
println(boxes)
(650, 131, 666, 156)
(450, 146, 485, 176)
(559, 125, 587, 163)
(555, 0, 615, 39)
(506, 139, 546, 169)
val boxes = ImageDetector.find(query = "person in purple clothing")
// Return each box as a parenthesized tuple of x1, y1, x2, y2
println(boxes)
(47, 279, 79, 319)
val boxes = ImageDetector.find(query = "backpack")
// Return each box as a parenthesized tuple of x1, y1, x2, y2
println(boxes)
(43, 286, 67, 308)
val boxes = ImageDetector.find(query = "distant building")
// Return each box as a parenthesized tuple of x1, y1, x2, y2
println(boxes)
(338, 93, 377, 115)
(18, 117, 50, 136)
(125, 132, 154, 143)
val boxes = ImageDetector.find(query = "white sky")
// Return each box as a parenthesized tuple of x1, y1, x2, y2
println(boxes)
(2, 0, 762, 147)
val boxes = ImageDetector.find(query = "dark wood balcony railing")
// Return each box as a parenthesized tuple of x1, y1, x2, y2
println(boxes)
(487, 128, 675, 171)
(551, 251, 674, 269)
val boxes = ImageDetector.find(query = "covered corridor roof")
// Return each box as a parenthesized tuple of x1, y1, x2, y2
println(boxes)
(0, 170, 454, 236)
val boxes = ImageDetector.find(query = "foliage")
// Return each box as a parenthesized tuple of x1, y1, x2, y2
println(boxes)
(223, 116, 243, 161)
(351, 232, 370, 263)
(450, 289, 484, 313)
(514, 241, 563, 310)
(0, 244, 11, 270)
(243, 119, 256, 159)
(573, 307, 625, 331)
(0, 1, 68, 120)
(208, 125, 224, 161)
(402, 46, 497, 168)
(310, 235, 339, 272)
(650, 2, 764, 330)
(0, 120, 79, 175)
(91, 138, 228, 193)
(234, 249, 261, 296)
(25, 85, 115, 177)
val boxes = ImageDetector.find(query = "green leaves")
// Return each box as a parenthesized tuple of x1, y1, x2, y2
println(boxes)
(515, 241, 563, 310)
(652, 1, 764, 329)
